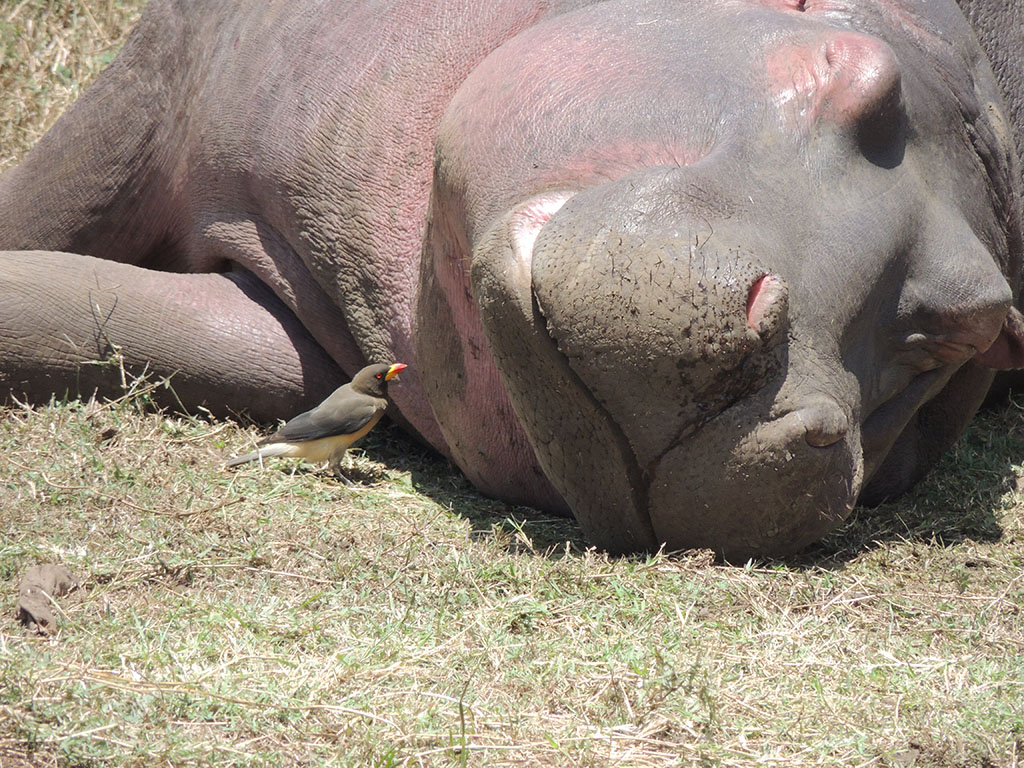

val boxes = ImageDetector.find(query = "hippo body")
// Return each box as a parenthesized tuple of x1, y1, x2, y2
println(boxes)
(2, 0, 1023, 558)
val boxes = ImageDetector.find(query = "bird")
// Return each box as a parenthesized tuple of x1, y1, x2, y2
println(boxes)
(225, 362, 406, 483)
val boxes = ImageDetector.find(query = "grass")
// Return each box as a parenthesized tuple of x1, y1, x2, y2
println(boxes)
(0, 0, 140, 169)
(1, 2, 1023, 766)
(2, 393, 1022, 767)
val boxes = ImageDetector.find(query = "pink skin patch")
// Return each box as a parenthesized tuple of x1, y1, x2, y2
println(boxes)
(753, 0, 941, 48)
(750, 0, 855, 13)
(750, 0, 808, 10)
(905, 308, 1024, 370)
(765, 31, 900, 130)
(974, 308, 1024, 370)
(746, 273, 784, 332)
(511, 193, 576, 270)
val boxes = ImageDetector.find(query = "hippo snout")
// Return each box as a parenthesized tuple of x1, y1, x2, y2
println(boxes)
(528, 178, 791, 470)
(471, 173, 866, 557)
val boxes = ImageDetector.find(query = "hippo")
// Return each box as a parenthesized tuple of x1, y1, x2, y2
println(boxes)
(2, 0, 1023, 559)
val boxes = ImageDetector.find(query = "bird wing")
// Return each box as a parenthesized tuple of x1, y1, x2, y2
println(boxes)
(263, 396, 384, 444)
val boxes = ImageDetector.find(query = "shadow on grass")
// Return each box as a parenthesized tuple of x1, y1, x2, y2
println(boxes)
(358, 423, 589, 556)
(793, 399, 1024, 568)
(312, 398, 1024, 567)
(222, 404, 587, 556)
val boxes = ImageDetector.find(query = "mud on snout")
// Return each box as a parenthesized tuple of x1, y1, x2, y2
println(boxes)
(471, 179, 864, 560)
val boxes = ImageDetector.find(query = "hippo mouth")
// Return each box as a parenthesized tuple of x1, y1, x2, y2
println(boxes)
(856, 358, 997, 504)
(471, 189, 865, 558)
(859, 367, 948, 481)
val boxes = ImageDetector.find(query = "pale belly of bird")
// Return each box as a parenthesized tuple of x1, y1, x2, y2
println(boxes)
(279, 412, 384, 464)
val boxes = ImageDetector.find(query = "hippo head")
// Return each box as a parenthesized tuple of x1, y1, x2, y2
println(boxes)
(416, 0, 1024, 558)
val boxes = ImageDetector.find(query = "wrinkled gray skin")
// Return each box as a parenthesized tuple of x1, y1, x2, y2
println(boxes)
(2, 0, 1023, 559)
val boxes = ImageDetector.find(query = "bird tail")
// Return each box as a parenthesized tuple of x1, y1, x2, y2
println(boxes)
(224, 443, 293, 468)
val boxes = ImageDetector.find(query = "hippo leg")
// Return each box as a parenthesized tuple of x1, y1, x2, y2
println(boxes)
(0, 251, 342, 420)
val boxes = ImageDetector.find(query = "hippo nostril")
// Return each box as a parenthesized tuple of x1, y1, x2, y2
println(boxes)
(793, 401, 850, 447)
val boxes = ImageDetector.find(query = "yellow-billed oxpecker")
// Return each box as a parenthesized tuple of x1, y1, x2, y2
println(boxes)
(226, 363, 405, 482)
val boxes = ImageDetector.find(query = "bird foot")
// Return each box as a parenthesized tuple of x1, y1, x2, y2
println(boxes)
(332, 466, 356, 486)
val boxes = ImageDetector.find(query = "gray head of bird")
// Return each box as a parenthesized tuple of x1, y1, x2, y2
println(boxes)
(352, 362, 406, 397)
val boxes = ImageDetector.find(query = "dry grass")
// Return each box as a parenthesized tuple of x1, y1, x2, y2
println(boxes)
(0, 0, 141, 169)
(2, 391, 1022, 767)
(1, 2, 1024, 767)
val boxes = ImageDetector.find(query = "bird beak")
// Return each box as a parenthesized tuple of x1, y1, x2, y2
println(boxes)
(385, 363, 407, 381)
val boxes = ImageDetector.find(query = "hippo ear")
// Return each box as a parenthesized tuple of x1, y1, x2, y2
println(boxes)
(974, 306, 1024, 370)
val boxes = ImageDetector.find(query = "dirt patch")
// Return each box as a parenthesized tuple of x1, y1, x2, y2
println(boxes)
(16, 563, 76, 634)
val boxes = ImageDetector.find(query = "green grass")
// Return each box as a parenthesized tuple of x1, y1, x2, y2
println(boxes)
(1, 2, 1023, 766)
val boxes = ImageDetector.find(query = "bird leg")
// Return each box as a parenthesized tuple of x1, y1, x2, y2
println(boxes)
(331, 459, 355, 486)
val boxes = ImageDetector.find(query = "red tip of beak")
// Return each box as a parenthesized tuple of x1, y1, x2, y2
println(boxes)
(385, 363, 407, 381)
